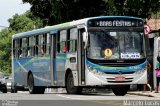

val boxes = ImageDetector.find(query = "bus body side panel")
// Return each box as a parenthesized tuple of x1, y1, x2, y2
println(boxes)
(14, 58, 30, 87)
(55, 53, 66, 86)
(55, 52, 78, 87)
(14, 56, 51, 87)
(65, 52, 79, 86)
(33, 56, 51, 86)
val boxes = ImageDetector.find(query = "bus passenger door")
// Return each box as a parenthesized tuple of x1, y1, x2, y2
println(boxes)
(77, 27, 86, 85)
(50, 31, 57, 86)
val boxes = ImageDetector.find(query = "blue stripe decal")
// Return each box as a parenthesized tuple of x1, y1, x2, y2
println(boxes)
(86, 60, 147, 73)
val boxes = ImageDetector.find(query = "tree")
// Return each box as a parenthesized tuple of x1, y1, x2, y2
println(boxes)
(22, 0, 160, 26)
(103, 0, 160, 18)
(0, 29, 14, 75)
(8, 11, 43, 32)
(0, 11, 43, 75)
(22, 0, 106, 25)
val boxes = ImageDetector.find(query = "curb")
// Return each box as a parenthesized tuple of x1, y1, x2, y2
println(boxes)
(127, 92, 155, 97)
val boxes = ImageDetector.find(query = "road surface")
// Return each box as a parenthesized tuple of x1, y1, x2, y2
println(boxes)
(0, 91, 159, 106)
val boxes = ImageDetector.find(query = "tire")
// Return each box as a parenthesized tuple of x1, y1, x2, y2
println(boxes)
(28, 73, 45, 94)
(66, 72, 82, 94)
(11, 82, 17, 93)
(112, 85, 129, 96)
(28, 73, 36, 94)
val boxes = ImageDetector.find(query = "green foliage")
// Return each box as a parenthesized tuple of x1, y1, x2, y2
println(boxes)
(8, 11, 43, 32)
(23, 0, 106, 25)
(0, 29, 14, 75)
(23, 0, 160, 26)
(0, 11, 43, 75)
(103, 0, 160, 18)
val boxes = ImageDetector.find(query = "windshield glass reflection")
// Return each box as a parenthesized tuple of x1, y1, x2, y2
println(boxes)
(87, 29, 144, 60)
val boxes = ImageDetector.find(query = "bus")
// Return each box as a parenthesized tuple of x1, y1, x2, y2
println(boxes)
(12, 16, 147, 96)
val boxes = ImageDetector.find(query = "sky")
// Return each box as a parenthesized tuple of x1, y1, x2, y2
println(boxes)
(0, 0, 31, 29)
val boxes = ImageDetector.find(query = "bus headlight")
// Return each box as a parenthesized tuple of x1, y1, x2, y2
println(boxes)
(88, 65, 105, 75)
(134, 68, 146, 75)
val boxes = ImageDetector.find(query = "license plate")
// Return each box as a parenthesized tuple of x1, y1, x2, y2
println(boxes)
(115, 77, 125, 81)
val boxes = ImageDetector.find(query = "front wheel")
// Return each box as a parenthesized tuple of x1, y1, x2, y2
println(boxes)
(112, 85, 129, 96)
(66, 72, 82, 94)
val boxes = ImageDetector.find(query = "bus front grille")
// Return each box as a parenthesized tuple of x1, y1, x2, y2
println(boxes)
(107, 78, 133, 83)
(107, 81, 132, 83)
(104, 71, 135, 74)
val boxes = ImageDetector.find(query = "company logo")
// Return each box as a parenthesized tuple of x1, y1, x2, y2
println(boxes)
(118, 71, 123, 75)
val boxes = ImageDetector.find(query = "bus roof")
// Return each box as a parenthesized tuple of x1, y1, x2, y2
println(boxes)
(12, 16, 143, 39)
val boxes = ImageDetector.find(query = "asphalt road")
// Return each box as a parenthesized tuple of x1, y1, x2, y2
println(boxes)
(0, 91, 159, 106)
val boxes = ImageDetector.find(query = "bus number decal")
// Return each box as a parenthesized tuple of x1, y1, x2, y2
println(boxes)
(121, 53, 140, 59)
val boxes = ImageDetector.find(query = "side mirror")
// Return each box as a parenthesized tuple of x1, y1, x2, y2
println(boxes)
(82, 32, 88, 49)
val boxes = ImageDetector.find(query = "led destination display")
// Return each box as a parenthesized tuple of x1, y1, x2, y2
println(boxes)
(88, 18, 143, 27)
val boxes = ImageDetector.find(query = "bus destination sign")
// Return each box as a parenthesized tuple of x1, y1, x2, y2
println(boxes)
(88, 19, 143, 27)
(96, 20, 133, 27)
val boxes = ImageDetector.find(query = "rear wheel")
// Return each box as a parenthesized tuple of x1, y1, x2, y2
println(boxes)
(112, 85, 129, 96)
(28, 73, 45, 94)
(66, 72, 82, 94)
(28, 73, 37, 94)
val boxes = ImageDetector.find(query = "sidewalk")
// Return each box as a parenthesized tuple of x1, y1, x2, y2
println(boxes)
(128, 91, 160, 97)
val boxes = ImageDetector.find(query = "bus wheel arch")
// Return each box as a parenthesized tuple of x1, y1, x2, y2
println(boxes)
(65, 69, 82, 94)
(27, 71, 45, 94)
(65, 69, 72, 87)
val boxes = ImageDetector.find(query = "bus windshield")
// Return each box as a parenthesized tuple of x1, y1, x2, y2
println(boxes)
(87, 29, 145, 60)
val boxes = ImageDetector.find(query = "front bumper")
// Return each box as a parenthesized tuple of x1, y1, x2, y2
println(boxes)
(85, 70, 147, 86)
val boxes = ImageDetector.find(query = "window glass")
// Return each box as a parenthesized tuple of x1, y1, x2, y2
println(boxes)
(60, 30, 67, 41)
(29, 36, 35, 46)
(70, 28, 78, 40)
(69, 28, 77, 52)
(59, 30, 67, 53)
(69, 40, 76, 52)
(46, 33, 50, 54)
(87, 29, 144, 59)
(22, 38, 27, 48)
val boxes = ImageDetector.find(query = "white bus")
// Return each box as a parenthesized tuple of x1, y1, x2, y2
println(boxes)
(12, 16, 147, 95)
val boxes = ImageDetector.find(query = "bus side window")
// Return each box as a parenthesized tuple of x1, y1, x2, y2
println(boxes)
(14, 39, 19, 58)
(60, 30, 67, 53)
(57, 32, 60, 53)
(34, 36, 39, 56)
(22, 38, 27, 57)
(46, 33, 50, 54)
(19, 39, 22, 58)
(69, 28, 77, 52)
(38, 34, 47, 55)
(29, 36, 35, 56)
